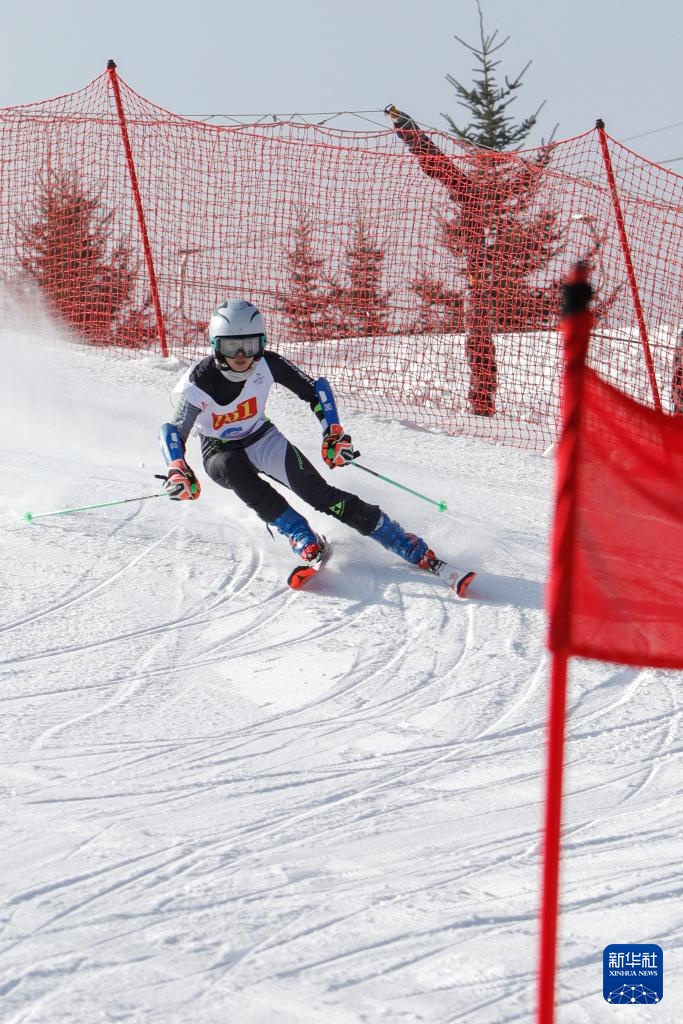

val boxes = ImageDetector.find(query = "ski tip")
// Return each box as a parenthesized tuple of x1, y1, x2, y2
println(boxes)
(287, 536, 331, 589)
(287, 565, 319, 589)
(456, 571, 476, 598)
(23, 511, 33, 523)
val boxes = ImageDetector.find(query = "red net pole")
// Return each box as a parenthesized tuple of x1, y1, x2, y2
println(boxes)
(106, 60, 168, 357)
(595, 119, 661, 412)
(540, 265, 594, 1024)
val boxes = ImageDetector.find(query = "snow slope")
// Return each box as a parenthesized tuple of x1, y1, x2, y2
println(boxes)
(1, 325, 681, 1024)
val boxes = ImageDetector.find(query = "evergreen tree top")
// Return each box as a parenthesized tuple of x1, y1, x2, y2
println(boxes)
(441, 0, 556, 151)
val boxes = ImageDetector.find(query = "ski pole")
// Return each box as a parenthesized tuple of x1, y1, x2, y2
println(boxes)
(23, 491, 168, 523)
(349, 462, 447, 512)
(313, 379, 448, 512)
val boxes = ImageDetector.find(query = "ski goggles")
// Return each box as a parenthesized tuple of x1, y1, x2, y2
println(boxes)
(211, 333, 264, 359)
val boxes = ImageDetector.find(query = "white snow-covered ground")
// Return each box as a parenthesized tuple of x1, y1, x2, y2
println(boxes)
(1, 323, 681, 1024)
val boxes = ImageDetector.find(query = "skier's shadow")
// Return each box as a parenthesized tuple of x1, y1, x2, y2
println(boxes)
(469, 571, 544, 611)
(305, 565, 544, 612)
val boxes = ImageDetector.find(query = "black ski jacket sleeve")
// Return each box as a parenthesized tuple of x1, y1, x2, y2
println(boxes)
(266, 351, 328, 429)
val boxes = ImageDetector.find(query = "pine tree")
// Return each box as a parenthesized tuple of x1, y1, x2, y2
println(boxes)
(18, 168, 139, 345)
(387, 3, 561, 416)
(441, 0, 555, 150)
(329, 213, 390, 338)
(412, 272, 464, 335)
(279, 210, 332, 340)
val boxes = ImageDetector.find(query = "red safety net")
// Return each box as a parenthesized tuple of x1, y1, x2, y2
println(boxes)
(1, 68, 682, 451)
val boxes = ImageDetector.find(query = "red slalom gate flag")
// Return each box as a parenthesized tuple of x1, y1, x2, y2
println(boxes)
(548, 269, 683, 666)
(551, 368, 683, 665)
(538, 265, 683, 1024)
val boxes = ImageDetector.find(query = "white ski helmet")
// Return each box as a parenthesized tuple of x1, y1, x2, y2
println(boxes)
(208, 299, 267, 380)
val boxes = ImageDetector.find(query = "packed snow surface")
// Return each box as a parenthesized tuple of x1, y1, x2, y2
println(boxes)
(1, 326, 681, 1023)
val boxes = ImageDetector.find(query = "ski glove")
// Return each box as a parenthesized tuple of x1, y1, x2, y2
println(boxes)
(322, 424, 359, 468)
(162, 459, 201, 501)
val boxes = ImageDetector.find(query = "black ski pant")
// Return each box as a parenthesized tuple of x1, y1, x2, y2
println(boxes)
(202, 425, 381, 535)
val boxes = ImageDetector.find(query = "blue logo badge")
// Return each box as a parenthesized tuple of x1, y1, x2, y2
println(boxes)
(603, 944, 663, 1004)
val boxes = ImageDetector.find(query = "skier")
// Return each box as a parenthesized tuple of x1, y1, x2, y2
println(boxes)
(672, 325, 683, 415)
(157, 299, 474, 594)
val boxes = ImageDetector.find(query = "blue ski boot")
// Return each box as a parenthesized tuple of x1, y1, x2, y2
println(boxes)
(370, 512, 475, 596)
(369, 512, 432, 566)
(272, 508, 323, 562)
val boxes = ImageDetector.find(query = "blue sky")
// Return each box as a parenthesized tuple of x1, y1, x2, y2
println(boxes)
(2, 0, 682, 166)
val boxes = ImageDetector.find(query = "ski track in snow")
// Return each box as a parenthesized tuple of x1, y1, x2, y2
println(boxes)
(0, 335, 681, 1024)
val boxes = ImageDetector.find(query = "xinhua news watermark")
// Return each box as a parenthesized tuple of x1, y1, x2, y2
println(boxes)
(603, 944, 663, 1004)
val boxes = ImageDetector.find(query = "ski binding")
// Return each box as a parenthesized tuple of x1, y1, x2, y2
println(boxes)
(287, 537, 331, 590)
(432, 559, 476, 598)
